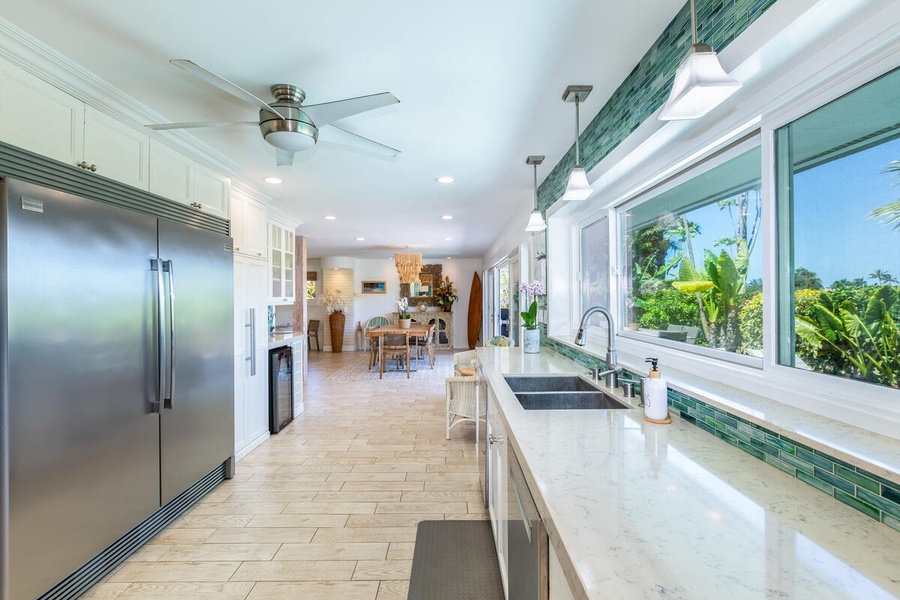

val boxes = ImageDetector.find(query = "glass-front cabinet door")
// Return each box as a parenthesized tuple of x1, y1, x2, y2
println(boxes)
(269, 221, 295, 304)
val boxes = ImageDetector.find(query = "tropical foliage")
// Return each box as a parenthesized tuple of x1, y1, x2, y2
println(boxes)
(433, 275, 458, 310)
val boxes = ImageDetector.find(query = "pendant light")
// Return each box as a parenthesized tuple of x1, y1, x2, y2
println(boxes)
(561, 85, 594, 201)
(658, 0, 742, 121)
(525, 155, 546, 232)
(395, 246, 422, 285)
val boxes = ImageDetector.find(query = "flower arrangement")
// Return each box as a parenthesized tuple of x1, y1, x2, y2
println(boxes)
(519, 280, 544, 330)
(433, 275, 458, 311)
(321, 290, 348, 314)
(396, 297, 411, 319)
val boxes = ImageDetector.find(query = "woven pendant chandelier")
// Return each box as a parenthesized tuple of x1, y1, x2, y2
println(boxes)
(395, 247, 422, 285)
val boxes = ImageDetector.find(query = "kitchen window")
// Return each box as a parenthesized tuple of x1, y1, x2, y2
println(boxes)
(775, 67, 900, 389)
(621, 144, 762, 358)
(580, 216, 610, 313)
(306, 270, 318, 299)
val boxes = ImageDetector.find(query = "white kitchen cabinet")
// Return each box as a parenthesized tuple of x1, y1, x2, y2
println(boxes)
(192, 162, 229, 219)
(148, 139, 192, 205)
(0, 58, 84, 166)
(487, 389, 509, 596)
(231, 190, 268, 260)
(291, 340, 304, 416)
(549, 543, 576, 600)
(83, 106, 149, 189)
(0, 58, 149, 189)
(269, 220, 296, 305)
(233, 256, 269, 458)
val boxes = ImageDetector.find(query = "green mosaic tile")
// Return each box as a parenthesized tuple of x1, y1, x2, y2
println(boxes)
(884, 512, 900, 534)
(828, 454, 858, 473)
(834, 465, 880, 494)
(738, 441, 765, 461)
(714, 429, 740, 448)
(797, 469, 834, 495)
(834, 489, 880, 521)
(765, 434, 796, 455)
(857, 487, 900, 520)
(877, 477, 900, 499)
(705, 417, 729, 433)
(764, 454, 797, 477)
(717, 413, 739, 430)
(780, 452, 815, 475)
(750, 437, 781, 458)
(813, 467, 855, 495)
(796, 447, 834, 472)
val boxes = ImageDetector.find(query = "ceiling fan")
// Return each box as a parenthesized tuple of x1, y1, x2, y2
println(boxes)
(147, 59, 400, 166)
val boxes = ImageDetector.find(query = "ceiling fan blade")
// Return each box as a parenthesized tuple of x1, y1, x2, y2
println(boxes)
(169, 59, 286, 119)
(302, 92, 399, 127)
(147, 121, 257, 130)
(320, 125, 401, 158)
(275, 149, 295, 166)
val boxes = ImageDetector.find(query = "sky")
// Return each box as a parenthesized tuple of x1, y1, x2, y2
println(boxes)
(794, 138, 900, 286)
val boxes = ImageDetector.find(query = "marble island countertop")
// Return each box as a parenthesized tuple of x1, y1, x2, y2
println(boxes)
(477, 347, 900, 600)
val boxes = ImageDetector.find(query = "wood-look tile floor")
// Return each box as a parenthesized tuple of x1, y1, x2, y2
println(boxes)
(83, 349, 483, 600)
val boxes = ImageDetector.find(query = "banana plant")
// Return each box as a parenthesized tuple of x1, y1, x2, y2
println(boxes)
(673, 240, 749, 351)
(795, 286, 899, 387)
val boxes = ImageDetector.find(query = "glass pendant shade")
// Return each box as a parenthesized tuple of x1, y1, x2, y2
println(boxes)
(562, 166, 593, 201)
(525, 208, 546, 232)
(659, 44, 742, 120)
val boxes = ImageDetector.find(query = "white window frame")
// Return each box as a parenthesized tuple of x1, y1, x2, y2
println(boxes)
(545, 7, 900, 438)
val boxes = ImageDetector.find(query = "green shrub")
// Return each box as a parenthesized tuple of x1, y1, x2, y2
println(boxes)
(637, 288, 700, 330)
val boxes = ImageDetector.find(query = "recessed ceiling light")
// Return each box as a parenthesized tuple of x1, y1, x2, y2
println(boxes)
(443, 237, 452, 241)
(441, 215, 453, 220)
(264, 176, 282, 184)
(435, 176, 454, 184)
(355, 237, 365, 241)
(324, 215, 336, 220)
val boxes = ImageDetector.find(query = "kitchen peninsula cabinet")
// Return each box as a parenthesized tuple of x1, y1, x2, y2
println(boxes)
(0, 57, 149, 189)
(486, 389, 509, 594)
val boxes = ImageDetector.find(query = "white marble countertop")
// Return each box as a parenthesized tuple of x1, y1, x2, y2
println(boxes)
(477, 347, 900, 600)
(268, 330, 304, 350)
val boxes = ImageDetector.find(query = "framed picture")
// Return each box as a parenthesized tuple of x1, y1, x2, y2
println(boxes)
(361, 280, 386, 294)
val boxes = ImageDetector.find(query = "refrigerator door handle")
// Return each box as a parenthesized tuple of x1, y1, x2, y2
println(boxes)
(247, 308, 257, 376)
(152, 258, 166, 414)
(164, 260, 176, 410)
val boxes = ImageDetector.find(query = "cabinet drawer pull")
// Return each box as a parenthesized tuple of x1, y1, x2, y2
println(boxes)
(77, 161, 98, 172)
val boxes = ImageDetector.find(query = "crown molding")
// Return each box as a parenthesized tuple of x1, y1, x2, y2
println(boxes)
(0, 17, 273, 200)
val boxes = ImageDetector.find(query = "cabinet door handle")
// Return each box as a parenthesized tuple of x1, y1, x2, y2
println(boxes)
(77, 161, 98, 172)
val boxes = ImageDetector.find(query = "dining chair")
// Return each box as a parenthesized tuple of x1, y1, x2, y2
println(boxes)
(307, 319, 320, 351)
(365, 316, 390, 352)
(380, 332, 410, 379)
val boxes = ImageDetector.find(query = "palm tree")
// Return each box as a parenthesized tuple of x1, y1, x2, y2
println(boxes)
(868, 269, 896, 285)
(868, 160, 900, 231)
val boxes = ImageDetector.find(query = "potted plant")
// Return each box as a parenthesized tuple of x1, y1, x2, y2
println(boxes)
(397, 297, 412, 329)
(433, 275, 458, 312)
(321, 290, 348, 352)
(520, 280, 544, 353)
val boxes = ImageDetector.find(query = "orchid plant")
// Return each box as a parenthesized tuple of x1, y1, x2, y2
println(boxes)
(321, 290, 348, 314)
(519, 280, 544, 330)
(396, 297, 411, 319)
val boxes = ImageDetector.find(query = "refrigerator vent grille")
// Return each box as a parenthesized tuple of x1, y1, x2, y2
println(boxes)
(0, 140, 230, 237)
(35, 464, 226, 600)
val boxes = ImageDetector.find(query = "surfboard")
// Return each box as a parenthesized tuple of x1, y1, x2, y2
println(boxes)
(467, 271, 482, 349)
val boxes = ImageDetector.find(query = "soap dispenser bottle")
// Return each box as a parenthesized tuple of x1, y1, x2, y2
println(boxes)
(642, 357, 669, 423)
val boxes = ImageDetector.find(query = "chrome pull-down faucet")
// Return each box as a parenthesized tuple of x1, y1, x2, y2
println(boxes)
(575, 306, 620, 388)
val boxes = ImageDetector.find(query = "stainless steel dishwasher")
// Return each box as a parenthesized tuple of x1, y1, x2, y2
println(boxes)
(507, 446, 549, 600)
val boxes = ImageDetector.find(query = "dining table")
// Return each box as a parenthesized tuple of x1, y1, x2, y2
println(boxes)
(365, 323, 433, 373)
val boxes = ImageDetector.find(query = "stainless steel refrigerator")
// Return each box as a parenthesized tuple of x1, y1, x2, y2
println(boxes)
(0, 178, 234, 600)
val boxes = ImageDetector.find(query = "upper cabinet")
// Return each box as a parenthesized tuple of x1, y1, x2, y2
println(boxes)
(269, 221, 296, 305)
(0, 59, 149, 189)
(148, 140, 230, 219)
(231, 190, 268, 260)
(191, 162, 229, 219)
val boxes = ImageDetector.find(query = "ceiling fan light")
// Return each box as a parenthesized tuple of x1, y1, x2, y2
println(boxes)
(264, 129, 316, 152)
(659, 45, 742, 121)
(526, 209, 547, 232)
(561, 166, 593, 201)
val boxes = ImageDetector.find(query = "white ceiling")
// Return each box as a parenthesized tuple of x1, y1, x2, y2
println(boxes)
(3, 0, 683, 259)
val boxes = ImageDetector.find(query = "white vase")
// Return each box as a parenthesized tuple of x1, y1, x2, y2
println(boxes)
(523, 328, 540, 353)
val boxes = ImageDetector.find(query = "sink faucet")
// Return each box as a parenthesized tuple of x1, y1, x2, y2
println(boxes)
(575, 306, 620, 388)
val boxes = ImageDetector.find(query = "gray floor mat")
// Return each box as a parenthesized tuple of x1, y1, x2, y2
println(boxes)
(407, 520, 504, 600)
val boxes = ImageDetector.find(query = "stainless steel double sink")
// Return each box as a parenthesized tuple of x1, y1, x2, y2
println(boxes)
(503, 375, 630, 411)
